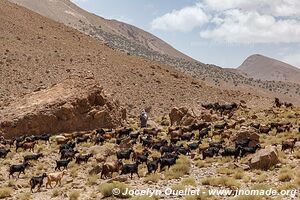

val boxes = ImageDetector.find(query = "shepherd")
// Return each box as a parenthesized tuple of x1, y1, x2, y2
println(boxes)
(140, 109, 148, 128)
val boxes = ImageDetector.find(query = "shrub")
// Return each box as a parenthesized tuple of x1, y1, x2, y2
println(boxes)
(86, 174, 98, 186)
(98, 181, 130, 198)
(144, 173, 160, 183)
(181, 178, 196, 187)
(17, 192, 32, 200)
(278, 171, 293, 182)
(52, 189, 62, 198)
(164, 156, 191, 180)
(201, 176, 240, 187)
(0, 187, 13, 199)
(69, 190, 80, 200)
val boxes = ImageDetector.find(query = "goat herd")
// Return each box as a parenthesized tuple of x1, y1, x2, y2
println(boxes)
(0, 104, 299, 194)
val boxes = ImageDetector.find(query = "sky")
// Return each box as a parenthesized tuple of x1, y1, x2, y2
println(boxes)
(71, 0, 300, 68)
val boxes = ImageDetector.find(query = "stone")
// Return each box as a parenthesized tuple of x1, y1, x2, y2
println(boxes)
(248, 146, 280, 170)
(89, 165, 103, 175)
(0, 79, 126, 138)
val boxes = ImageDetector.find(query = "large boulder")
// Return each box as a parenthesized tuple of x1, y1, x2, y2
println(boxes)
(169, 107, 188, 126)
(0, 79, 126, 138)
(169, 107, 196, 126)
(248, 146, 280, 170)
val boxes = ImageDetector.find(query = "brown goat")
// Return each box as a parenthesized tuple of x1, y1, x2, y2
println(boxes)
(143, 128, 159, 137)
(100, 160, 123, 179)
(45, 171, 67, 188)
(18, 141, 36, 152)
(55, 136, 71, 145)
(168, 127, 183, 139)
(282, 138, 297, 153)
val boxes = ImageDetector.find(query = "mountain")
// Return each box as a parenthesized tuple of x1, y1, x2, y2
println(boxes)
(239, 54, 300, 84)
(1, 0, 264, 117)
(8, 0, 193, 62)
(6, 0, 300, 104)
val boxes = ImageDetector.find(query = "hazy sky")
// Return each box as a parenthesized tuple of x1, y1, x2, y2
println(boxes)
(71, 0, 300, 68)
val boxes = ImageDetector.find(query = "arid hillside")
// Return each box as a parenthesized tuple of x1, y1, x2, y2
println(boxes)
(0, 0, 265, 118)
(8, 0, 300, 105)
(8, 0, 193, 62)
(238, 54, 300, 84)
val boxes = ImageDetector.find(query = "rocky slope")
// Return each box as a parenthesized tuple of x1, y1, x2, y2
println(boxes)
(238, 54, 300, 84)
(8, 0, 192, 62)
(0, 0, 265, 118)
(8, 0, 300, 105)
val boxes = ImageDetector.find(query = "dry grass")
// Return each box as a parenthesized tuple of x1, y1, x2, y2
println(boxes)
(278, 168, 293, 182)
(69, 190, 80, 200)
(164, 156, 191, 180)
(51, 188, 63, 198)
(201, 176, 240, 187)
(255, 174, 267, 183)
(181, 177, 197, 187)
(86, 174, 98, 186)
(16, 192, 32, 200)
(295, 149, 300, 159)
(195, 160, 207, 168)
(216, 167, 235, 175)
(144, 173, 160, 183)
(0, 187, 13, 199)
(98, 181, 130, 198)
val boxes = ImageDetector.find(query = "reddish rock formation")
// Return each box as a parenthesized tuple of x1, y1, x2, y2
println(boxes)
(0, 79, 126, 138)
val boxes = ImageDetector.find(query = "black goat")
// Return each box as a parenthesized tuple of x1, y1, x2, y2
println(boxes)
(188, 141, 202, 151)
(0, 148, 11, 158)
(76, 136, 89, 144)
(136, 152, 149, 165)
(209, 139, 225, 148)
(147, 158, 161, 174)
(160, 145, 174, 156)
(55, 159, 72, 170)
(160, 157, 177, 171)
(117, 148, 134, 160)
(214, 122, 228, 130)
(30, 173, 47, 192)
(181, 133, 195, 141)
(199, 127, 211, 139)
(221, 147, 241, 159)
(235, 138, 251, 148)
(24, 153, 44, 162)
(120, 160, 141, 179)
(59, 142, 76, 153)
(75, 153, 93, 164)
(94, 136, 105, 145)
(9, 162, 30, 178)
(176, 147, 191, 155)
(151, 140, 168, 151)
(202, 147, 220, 160)
(60, 149, 79, 160)
(240, 144, 261, 157)
(36, 134, 51, 144)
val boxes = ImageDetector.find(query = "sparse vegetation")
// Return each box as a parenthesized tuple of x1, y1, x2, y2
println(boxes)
(0, 187, 13, 199)
(69, 190, 80, 200)
(98, 181, 131, 198)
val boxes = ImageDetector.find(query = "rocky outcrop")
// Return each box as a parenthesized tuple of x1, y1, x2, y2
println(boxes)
(248, 146, 280, 170)
(0, 79, 126, 138)
(233, 129, 260, 147)
(169, 107, 196, 126)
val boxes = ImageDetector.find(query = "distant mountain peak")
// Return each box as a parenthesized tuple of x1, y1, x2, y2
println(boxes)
(239, 54, 300, 84)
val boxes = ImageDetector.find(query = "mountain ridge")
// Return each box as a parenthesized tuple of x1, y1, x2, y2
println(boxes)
(238, 54, 300, 84)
